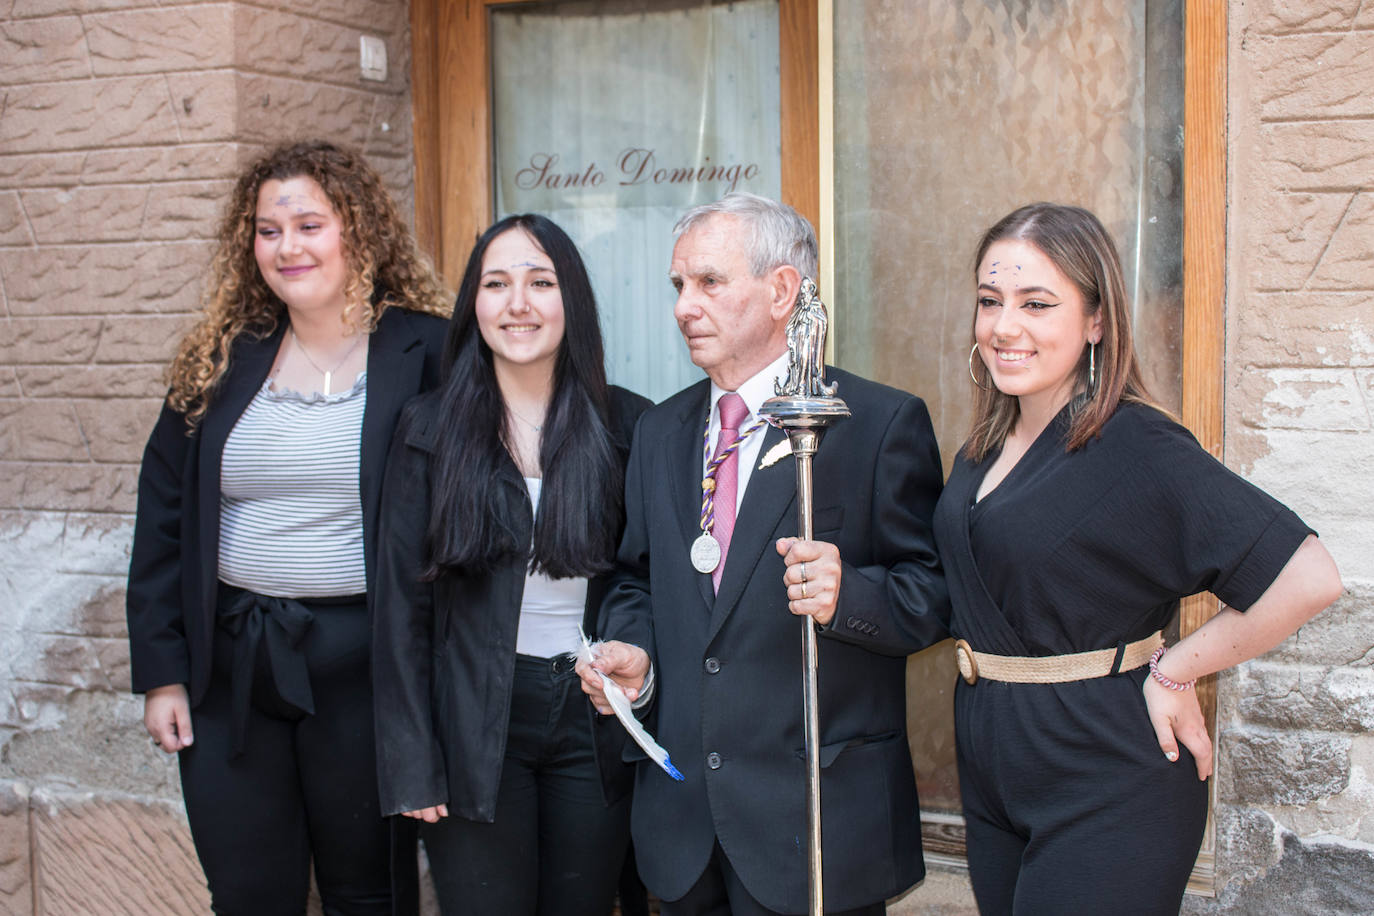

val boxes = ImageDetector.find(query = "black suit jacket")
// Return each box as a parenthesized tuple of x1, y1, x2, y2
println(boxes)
(371, 385, 652, 821)
(602, 367, 949, 913)
(126, 307, 449, 704)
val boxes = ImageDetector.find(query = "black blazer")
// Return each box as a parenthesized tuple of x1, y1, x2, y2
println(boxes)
(602, 368, 950, 914)
(126, 307, 449, 704)
(372, 385, 652, 821)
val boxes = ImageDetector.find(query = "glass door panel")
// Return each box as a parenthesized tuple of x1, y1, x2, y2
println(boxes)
(492, 0, 783, 401)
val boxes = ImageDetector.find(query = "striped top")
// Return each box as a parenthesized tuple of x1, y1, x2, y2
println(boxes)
(218, 372, 368, 598)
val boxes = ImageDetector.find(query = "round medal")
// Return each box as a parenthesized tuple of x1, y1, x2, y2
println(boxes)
(690, 533, 722, 574)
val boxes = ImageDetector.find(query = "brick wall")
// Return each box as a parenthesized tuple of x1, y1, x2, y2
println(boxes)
(0, 2, 414, 911)
(1182, 2, 1374, 911)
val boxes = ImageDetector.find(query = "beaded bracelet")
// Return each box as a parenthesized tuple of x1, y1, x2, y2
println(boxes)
(1148, 646, 1195, 692)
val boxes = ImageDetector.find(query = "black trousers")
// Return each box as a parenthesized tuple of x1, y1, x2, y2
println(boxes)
(955, 671, 1209, 915)
(421, 653, 631, 916)
(179, 589, 391, 916)
(661, 840, 885, 916)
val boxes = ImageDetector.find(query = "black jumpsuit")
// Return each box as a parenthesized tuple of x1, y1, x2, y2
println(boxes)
(932, 403, 1313, 915)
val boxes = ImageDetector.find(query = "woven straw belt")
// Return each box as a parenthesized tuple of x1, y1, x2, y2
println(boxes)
(954, 631, 1164, 685)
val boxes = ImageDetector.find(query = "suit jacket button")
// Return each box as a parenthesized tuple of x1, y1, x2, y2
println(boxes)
(704, 657, 721, 674)
(707, 752, 722, 769)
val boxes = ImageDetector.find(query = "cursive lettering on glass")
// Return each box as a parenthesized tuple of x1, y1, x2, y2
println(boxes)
(514, 152, 606, 191)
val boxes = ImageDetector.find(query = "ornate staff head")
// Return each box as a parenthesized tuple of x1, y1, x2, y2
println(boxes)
(761, 277, 848, 429)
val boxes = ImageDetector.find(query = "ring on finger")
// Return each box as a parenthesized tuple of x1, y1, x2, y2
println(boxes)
(801, 580, 808, 599)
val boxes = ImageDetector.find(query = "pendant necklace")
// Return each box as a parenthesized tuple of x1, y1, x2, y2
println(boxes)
(291, 327, 363, 396)
(508, 405, 544, 432)
(691, 406, 765, 574)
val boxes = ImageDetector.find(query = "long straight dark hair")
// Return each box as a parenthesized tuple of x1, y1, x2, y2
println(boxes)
(423, 214, 621, 580)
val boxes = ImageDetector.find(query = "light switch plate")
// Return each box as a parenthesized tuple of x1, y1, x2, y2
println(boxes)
(360, 35, 387, 82)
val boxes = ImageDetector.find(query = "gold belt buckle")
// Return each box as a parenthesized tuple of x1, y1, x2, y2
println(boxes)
(954, 639, 979, 685)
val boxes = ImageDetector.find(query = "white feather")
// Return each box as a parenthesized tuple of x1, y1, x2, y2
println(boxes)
(758, 439, 793, 469)
(577, 628, 685, 782)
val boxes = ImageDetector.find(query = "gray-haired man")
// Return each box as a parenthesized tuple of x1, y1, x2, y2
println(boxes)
(580, 192, 949, 915)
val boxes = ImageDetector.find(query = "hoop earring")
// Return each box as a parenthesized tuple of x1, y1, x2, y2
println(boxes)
(968, 343, 992, 391)
(1088, 342, 1097, 393)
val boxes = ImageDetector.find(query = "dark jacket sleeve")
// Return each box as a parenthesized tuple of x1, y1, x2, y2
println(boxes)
(822, 393, 951, 656)
(126, 400, 195, 693)
(598, 407, 658, 660)
(372, 398, 448, 816)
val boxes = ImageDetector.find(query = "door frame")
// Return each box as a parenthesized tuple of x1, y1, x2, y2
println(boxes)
(410, 0, 818, 287)
(410, 0, 1226, 894)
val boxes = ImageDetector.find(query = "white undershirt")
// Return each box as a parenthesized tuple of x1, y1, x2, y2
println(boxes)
(514, 477, 589, 658)
(705, 350, 791, 512)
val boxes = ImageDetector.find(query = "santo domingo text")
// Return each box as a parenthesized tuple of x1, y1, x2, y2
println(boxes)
(514, 149, 761, 193)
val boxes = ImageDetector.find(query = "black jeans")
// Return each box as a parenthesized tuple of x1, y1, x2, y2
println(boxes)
(179, 588, 390, 916)
(422, 653, 632, 916)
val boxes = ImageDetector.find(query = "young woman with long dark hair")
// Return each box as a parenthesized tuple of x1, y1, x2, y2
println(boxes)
(373, 214, 650, 915)
(934, 203, 1342, 913)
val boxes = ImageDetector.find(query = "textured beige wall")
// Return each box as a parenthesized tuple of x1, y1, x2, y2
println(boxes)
(0, 1, 415, 911)
(1186, 1, 1374, 911)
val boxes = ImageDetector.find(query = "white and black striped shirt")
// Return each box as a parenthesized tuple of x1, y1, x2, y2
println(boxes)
(218, 373, 368, 597)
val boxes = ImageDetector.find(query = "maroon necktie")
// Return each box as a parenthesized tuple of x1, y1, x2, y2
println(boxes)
(711, 393, 749, 592)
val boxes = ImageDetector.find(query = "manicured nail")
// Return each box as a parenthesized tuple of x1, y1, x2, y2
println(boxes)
(1165, 751, 1178, 762)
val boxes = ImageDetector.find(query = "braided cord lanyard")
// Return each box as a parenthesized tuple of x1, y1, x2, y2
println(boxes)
(699, 411, 766, 536)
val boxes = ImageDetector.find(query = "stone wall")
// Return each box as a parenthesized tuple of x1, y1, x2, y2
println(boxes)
(0, 1, 415, 911)
(1183, 1, 1374, 911)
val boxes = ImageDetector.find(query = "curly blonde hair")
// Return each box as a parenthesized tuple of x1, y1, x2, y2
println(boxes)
(166, 140, 450, 427)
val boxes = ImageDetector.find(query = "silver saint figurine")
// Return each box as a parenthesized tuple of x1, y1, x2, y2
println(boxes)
(758, 277, 849, 916)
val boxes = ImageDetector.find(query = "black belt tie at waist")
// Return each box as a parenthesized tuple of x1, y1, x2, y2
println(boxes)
(220, 591, 316, 756)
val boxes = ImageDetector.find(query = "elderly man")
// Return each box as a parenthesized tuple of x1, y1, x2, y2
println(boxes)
(580, 192, 948, 915)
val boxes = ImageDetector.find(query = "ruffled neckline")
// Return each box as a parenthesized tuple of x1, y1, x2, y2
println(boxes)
(260, 370, 368, 405)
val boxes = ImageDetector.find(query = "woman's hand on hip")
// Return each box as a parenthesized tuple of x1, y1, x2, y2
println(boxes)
(144, 683, 193, 752)
(402, 805, 449, 823)
(1143, 676, 1213, 781)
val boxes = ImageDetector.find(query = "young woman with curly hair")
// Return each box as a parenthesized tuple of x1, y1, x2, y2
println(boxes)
(126, 139, 449, 915)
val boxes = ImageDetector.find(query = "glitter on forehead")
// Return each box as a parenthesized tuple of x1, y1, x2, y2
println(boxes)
(270, 193, 318, 214)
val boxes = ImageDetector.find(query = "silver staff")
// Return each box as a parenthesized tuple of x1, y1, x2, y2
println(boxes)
(758, 277, 849, 916)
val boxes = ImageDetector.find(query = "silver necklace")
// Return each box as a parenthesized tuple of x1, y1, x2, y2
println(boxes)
(290, 327, 363, 395)
(508, 405, 544, 432)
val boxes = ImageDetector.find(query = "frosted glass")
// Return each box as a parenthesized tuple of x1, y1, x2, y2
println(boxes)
(493, 0, 783, 403)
